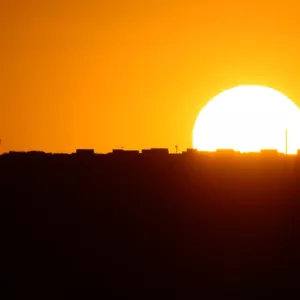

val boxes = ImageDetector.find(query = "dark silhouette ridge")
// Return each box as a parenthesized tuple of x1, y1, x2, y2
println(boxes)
(4, 148, 300, 296)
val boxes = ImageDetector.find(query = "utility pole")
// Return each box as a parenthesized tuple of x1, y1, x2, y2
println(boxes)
(175, 145, 179, 154)
(285, 129, 288, 155)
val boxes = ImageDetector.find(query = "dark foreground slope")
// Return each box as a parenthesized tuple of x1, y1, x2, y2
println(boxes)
(3, 151, 300, 295)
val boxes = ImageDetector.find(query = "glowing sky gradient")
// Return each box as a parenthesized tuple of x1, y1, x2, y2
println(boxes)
(1, 1, 300, 153)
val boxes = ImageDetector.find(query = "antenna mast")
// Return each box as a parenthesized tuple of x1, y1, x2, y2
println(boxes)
(285, 129, 288, 155)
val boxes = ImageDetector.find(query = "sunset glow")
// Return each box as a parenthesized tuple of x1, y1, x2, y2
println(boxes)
(193, 86, 300, 154)
(3, 2, 300, 153)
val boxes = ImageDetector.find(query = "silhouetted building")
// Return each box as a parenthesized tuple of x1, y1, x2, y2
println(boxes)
(216, 149, 239, 155)
(27, 151, 48, 156)
(242, 152, 260, 158)
(215, 149, 239, 157)
(184, 148, 198, 153)
(142, 148, 169, 155)
(182, 148, 199, 157)
(123, 150, 139, 155)
(198, 150, 212, 155)
(112, 149, 124, 154)
(94, 153, 106, 157)
(110, 149, 140, 157)
(260, 149, 279, 156)
(76, 149, 95, 155)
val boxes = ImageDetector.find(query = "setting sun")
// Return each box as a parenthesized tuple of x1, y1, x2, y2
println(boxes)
(193, 86, 300, 154)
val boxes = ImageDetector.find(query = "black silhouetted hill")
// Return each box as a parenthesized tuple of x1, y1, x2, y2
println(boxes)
(4, 148, 300, 296)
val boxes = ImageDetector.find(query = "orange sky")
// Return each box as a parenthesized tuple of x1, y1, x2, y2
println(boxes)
(1, 0, 300, 153)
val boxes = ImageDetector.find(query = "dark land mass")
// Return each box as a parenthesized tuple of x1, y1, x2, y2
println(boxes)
(3, 148, 300, 296)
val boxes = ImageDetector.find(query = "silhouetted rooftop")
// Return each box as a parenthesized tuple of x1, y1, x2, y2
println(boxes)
(76, 149, 95, 154)
(142, 148, 169, 154)
(111, 149, 140, 155)
(215, 149, 239, 154)
(3, 148, 300, 158)
(183, 148, 198, 154)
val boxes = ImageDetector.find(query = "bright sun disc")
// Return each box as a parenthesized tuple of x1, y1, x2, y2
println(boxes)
(193, 85, 300, 154)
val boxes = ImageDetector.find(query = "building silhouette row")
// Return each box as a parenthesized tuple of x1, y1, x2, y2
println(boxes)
(3, 147, 300, 158)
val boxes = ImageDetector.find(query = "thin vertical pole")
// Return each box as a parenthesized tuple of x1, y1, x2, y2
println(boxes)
(285, 129, 288, 155)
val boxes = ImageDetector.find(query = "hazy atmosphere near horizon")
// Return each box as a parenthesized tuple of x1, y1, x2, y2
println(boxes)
(2, 0, 300, 153)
